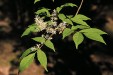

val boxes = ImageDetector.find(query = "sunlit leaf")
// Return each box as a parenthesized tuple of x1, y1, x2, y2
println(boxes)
(52, 0, 54, 2)
(21, 24, 39, 37)
(58, 14, 73, 25)
(56, 3, 77, 13)
(44, 40, 55, 52)
(71, 25, 90, 30)
(62, 28, 74, 39)
(64, 19, 73, 25)
(66, 15, 73, 18)
(73, 32, 84, 49)
(35, 8, 50, 17)
(32, 37, 46, 43)
(34, 0, 40, 4)
(37, 49, 48, 71)
(56, 7, 61, 13)
(71, 17, 89, 26)
(58, 14, 66, 21)
(61, 3, 77, 8)
(73, 14, 91, 20)
(71, 14, 91, 26)
(19, 53, 35, 72)
(83, 32, 106, 44)
(20, 48, 36, 60)
(21, 28, 31, 37)
(80, 28, 107, 35)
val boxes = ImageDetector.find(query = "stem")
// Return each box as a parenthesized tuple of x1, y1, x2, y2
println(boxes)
(39, 34, 54, 49)
(75, 0, 84, 15)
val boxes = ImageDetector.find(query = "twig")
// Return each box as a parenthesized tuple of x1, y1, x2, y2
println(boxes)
(75, 0, 84, 15)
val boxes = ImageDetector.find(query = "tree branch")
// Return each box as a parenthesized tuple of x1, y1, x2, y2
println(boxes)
(75, 0, 84, 15)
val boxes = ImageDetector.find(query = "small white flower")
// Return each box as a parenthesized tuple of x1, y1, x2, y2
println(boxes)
(31, 47, 36, 51)
(35, 16, 47, 31)
(46, 27, 56, 34)
(45, 34, 50, 39)
(52, 9, 57, 17)
(36, 44, 40, 48)
(53, 22, 57, 26)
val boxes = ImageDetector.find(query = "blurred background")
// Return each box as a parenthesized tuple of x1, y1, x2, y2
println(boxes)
(0, 0, 113, 75)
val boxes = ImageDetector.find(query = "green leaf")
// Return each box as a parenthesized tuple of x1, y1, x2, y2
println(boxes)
(21, 28, 31, 37)
(32, 37, 46, 43)
(64, 19, 73, 25)
(58, 14, 66, 21)
(44, 40, 55, 52)
(58, 14, 73, 25)
(66, 15, 73, 18)
(56, 7, 61, 13)
(21, 24, 39, 37)
(20, 48, 35, 60)
(71, 25, 90, 30)
(34, 0, 40, 4)
(29, 25, 39, 32)
(19, 53, 35, 72)
(73, 14, 91, 20)
(35, 8, 50, 17)
(37, 49, 48, 71)
(71, 14, 91, 26)
(62, 28, 74, 39)
(80, 28, 107, 35)
(73, 32, 84, 49)
(83, 32, 106, 44)
(56, 3, 77, 13)
(71, 17, 89, 26)
(52, 0, 54, 2)
(61, 3, 77, 8)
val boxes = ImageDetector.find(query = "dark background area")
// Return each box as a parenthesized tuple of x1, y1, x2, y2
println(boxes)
(0, 0, 113, 75)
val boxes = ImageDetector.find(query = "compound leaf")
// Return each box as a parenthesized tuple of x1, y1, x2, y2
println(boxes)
(37, 49, 48, 71)
(32, 37, 46, 43)
(34, 0, 40, 4)
(56, 3, 77, 13)
(20, 48, 35, 60)
(73, 14, 91, 20)
(73, 32, 84, 49)
(19, 53, 35, 72)
(58, 14, 66, 21)
(44, 40, 55, 52)
(83, 32, 106, 44)
(62, 28, 74, 39)
(80, 28, 107, 35)
(35, 8, 50, 17)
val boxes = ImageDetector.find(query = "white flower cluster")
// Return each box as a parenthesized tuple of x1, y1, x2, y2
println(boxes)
(35, 16, 47, 31)
(34, 9, 68, 39)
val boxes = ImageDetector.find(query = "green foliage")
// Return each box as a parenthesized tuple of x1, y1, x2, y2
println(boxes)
(58, 14, 66, 21)
(56, 3, 77, 13)
(20, 1, 107, 73)
(71, 25, 90, 30)
(21, 24, 39, 37)
(62, 28, 74, 39)
(73, 32, 84, 49)
(52, 0, 54, 2)
(44, 40, 55, 52)
(32, 37, 46, 43)
(83, 32, 106, 44)
(35, 8, 50, 17)
(71, 14, 91, 26)
(37, 49, 48, 71)
(19, 53, 35, 72)
(80, 28, 107, 35)
(20, 48, 36, 60)
(34, 0, 40, 4)
(58, 14, 73, 25)
(73, 14, 91, 20)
